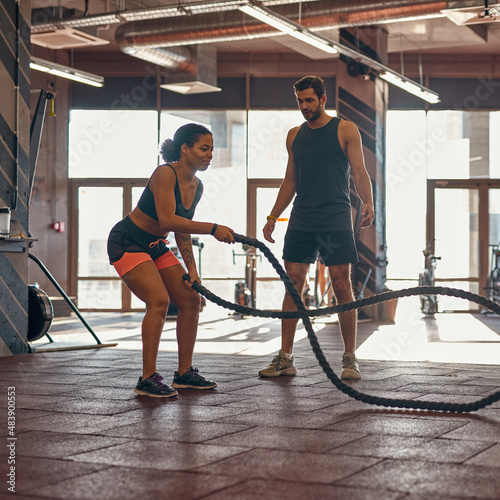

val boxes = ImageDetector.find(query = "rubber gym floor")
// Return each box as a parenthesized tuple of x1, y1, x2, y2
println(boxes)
(1, 294, 499, 499)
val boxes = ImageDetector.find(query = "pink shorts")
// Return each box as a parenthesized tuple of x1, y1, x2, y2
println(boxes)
(112, 250, 180, 277)
(108, 216, 182, 277)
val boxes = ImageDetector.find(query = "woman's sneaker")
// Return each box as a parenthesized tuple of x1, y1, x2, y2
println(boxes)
(172, 367, 217, 390)
(258, 349, 297, 377)
(134, 372, 178, 398)
(341, 352, 361, 380)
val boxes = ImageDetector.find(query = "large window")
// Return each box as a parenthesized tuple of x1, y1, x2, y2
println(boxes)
(490, 112, 500, 178)
(386, 110, 427, 280)
(386, 110, 500, 283)
(246, 109, 337, 179)
(69, 110, 159, 178)
(69, 109, 248, 310)
(160, 110, 248, 303)
(70, 107, 500, 310)
(247, 110, 302, 179)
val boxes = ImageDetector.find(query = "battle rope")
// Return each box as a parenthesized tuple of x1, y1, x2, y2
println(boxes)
(183, 233, 500, 413)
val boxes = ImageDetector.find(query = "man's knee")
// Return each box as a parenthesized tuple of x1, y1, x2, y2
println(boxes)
(285, 262, 309, 287)
(284, 273, 308, 297)
(332, 280, 354, 303)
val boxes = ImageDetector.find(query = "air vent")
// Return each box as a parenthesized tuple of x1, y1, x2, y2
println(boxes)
(31, 27, 109, 49)
(161, 81, 222, 94)
(160, 45, 221, 94)
(442, 2, 500, 25)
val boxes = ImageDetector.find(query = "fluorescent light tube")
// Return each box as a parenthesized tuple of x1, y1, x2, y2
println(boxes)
(30, 57, 104, 87)
(240, 4, 296, 34)
(29, 61, 51, 72)
(240, 1, 439, 103)
(379, 72, 440, 104)
(291, 30, 337, 54)
(49, 69, 104, 87)
(240, 3, 337, 54)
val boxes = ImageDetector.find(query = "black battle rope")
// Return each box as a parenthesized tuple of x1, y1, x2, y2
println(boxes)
(183, 233, 500, 413)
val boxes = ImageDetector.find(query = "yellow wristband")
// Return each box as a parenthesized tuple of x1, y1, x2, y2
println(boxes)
(267, 215, 277, 222)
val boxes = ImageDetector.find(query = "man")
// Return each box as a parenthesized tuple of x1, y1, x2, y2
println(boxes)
(259, 75, 374, 380)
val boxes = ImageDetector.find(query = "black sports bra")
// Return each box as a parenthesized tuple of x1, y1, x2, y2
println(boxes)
(137, 164, 203, 221)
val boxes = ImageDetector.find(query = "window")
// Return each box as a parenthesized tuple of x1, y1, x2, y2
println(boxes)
(386, 110, 427, 280)
(68, 110, 158, 178)
(386, 109, 500, 283)
(160, 110, 248, 302)
(70, 109, 248, 310)
(247, 109, 337, 179)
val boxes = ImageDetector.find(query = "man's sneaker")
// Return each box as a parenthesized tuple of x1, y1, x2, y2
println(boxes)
(341, 352, 361, 380)
(134, 372, 178, 398)
(258, 349, 297, 377)
(172, 367, 217, 390)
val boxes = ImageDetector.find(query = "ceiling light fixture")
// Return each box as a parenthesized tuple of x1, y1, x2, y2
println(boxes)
(239, 1, 439, 103)
(160, 81, 222, 94)
(379, 71, 440, 104)
(30, 56, 104, 87)
(239, 3, 337, 54)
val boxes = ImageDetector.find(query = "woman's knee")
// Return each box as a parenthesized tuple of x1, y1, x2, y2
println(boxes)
(146, 294, 170, 317)
(176, 292, 201, 314)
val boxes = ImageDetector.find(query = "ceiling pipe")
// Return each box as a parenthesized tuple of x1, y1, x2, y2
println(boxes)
(31, 0, 321, 33)
(119, 45, 193, 70)
(115, 1, 446, 69)
(31, 1, 447, 73)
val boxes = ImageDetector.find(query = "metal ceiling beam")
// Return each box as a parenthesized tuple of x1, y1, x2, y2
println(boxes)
(114, 1, 446, 49)
(32, 0, 319, 32)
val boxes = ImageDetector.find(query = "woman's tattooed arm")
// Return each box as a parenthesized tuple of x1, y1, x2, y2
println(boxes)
(175, 232, 198, 278)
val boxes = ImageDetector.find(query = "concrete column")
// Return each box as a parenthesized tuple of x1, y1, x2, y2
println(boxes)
(0, 0, 31, 355)
(336, 27, 389, 317)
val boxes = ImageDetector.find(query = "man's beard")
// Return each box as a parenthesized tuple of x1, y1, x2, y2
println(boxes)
(303, 104, 322, 121)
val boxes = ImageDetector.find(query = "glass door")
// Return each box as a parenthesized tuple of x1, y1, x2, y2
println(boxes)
(76, 186, 123, 309)
(434, 186, 479, 311)
(247, 179, 292, 310)
(70, 179, 147, 311)
(489, 189, 500, 254)
(488, 188, 500, 304)
(427, 179, 500, 311)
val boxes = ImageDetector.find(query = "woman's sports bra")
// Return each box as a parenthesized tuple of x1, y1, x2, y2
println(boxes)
(137, 164, 203, 221)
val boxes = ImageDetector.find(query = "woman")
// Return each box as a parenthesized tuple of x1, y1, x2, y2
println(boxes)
(107, 123, 235, 398)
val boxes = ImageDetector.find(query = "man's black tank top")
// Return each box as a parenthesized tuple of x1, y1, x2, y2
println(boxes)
(137, 164, 203, 221)
(289, 117, 352, 232)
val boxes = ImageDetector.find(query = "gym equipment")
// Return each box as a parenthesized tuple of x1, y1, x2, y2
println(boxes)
(28, 253, 117, 350)
(232, 244, 261, 313)
(26, 90, 114, 351)
(184, 232, 500, 413)
(28, 284, 53, 342)
(419, 246, 441, 315)
(485, 243, 500, 308)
